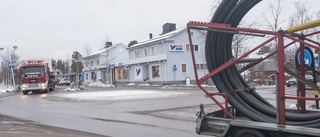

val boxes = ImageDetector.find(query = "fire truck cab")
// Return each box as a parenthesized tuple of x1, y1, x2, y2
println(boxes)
(20, 59, 55, 95)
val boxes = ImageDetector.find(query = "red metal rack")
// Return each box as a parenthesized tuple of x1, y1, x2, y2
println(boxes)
(187, 21, 320, 125)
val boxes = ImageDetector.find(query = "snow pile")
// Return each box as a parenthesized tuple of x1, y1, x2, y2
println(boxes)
(52, 90, 188, 101)
(288, 103, 316, 110)
(64, 88, 78, 91)
(86, 81, 114, 87)
(0, 85, 15, 93)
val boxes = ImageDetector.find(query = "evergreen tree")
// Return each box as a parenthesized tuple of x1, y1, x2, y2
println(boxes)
(71, 51, 83, 73)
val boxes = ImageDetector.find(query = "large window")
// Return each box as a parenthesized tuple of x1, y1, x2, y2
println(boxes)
(151, 46, 159, 55)
(151, 65, 160, 79)
(91, 61, 93, 66)
(96, 60, 100, 65)
(22, 66, 45, 74)
(134, 50, 141, 58)
(196, 63, 207, 70)
(186, 44, 199, 51)
(122, 68, 130, 79)
(181, 63, 187, 73)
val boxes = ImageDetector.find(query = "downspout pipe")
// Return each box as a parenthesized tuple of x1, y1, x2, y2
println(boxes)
(162, 40, 168, 84)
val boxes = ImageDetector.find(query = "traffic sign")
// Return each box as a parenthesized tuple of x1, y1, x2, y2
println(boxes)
(297, 49, 312, 67)
(315, 60, 319, 67)
(109, 64, 115, 69)
(173, 64, 177, 71)
(7, 61, 14, 67)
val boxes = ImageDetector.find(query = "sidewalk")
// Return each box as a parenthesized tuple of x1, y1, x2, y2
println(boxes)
(83, 82, 216, 90)
(0, 91, 20, 98)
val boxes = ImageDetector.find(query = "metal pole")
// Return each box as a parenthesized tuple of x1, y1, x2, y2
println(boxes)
(174, 71, 176, 84)
(277, 33, 286, 125)
(8, 47, 16, 91)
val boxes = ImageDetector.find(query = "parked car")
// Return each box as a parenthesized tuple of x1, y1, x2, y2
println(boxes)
(59, 78, 71, 86)
(286, 79, 296, 87)
(286, 75, 315, 87)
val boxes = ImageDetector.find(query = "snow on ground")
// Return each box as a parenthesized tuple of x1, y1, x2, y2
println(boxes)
(83, 81, 114, 87)
(0, 85, 15, 93)
(52, 90, 188, 101)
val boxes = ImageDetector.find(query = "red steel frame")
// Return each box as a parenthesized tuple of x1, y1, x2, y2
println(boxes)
(187, 21, 320, 125)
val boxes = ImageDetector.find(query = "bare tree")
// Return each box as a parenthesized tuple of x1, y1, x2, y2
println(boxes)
(82, 43, 92, 57)
(262, 0, 285, 61)
(287, 2, 320, 61)
(263, 0, 285, 32)
(232, 22, 258, 58)
(288, 2, 315, 34)
(101, 46, 116, 85)
(210, 0, 222, 17)
(0, 50, 20, 85)
(65, 54, 71, 76)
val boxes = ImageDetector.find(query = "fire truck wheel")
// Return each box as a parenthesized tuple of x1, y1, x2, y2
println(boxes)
(23, 91, 28, 95)
(45, 87, 49, 93)
(234, 129, 265, 137)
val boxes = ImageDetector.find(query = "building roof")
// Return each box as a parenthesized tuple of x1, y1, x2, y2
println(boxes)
(83, 43, 126, 59)
(127, 27, 186, 49)
(252, 60, 278, 71)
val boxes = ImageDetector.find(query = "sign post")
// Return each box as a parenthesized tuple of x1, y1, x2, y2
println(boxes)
(296, 48, 319, 109)
(173, 65, 177, 84)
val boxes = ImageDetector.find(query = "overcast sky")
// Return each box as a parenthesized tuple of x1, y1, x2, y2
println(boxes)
(0, 0, 319, 61)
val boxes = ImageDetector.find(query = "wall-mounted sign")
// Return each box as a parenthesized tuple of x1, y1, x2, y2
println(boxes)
(134, 66, 142, 80)
(169, 44, 184, 51)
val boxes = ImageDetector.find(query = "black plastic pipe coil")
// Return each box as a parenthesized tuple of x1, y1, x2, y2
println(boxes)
(206, 0, 320, 127)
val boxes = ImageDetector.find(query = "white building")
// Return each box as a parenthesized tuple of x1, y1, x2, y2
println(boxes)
(51, 68, 63, 80)
(82, 43, 129, 84)
(119, 23, 210, 85)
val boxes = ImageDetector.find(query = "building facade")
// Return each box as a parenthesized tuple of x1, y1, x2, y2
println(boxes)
(82, 43, 129, 84)
(118, 23, 210, 85)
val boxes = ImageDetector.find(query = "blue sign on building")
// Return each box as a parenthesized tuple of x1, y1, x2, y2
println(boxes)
(297, 49, 312, 67)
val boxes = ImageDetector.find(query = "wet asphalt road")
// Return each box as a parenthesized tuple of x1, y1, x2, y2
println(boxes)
(0, 85, 311, 137)
(0, 86, 214, 137)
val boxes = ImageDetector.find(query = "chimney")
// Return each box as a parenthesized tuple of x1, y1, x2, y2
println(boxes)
(149, 33, 153, 39)
(105, 42, 112, 48)
(162, 23, 176, 34)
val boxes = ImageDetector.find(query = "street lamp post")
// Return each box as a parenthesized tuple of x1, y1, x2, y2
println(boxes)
(0, 45, 18, 91)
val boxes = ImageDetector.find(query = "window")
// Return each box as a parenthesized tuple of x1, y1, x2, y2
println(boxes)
(22, 67, 45, 74)
(143, 48, 148, 56)
(196, 63, 207, 70)
(85, 62, 88, 67)
(122, 68, 130, 80)
(96, 60, 100, 65)
(91, 61, 93, 66)
(151, 46, 158, 55)
(151, 65, 160, 79)
(134, 50, 141, 58)
(181, 63, 187, 73)
(186, 44, 199, 51)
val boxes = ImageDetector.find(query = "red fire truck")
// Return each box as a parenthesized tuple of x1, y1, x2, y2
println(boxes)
(20, 59, 55, 95)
